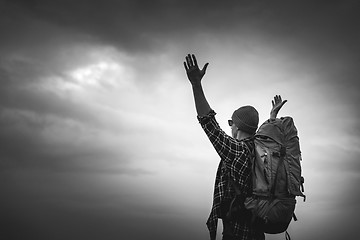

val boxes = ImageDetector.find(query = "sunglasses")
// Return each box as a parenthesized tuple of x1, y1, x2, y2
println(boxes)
(228, 119, 233, 126)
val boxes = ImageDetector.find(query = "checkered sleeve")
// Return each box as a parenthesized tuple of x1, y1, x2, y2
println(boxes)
(197, 110, 248, 168)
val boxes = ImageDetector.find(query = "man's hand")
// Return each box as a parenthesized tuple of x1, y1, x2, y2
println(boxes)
(183, 54, 211, 116)
(270, 95, 287, 120)
(184, 54, 209, 85)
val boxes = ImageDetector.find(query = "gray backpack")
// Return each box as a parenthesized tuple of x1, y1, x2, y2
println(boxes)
(244, 117, 306, 234)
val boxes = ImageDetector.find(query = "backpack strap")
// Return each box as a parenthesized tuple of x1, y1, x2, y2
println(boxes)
(242, 137, 255, 154)
(293, 213, 298, 221)
(270, 145, 286, 196)
(228, 174, 242, 196)
(285, 231, 291, 240)
(226, 176, 247, 221)
(300, 177, 306, 202)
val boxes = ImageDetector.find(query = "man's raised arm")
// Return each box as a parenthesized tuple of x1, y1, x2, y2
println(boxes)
(183, 54, 211, 117)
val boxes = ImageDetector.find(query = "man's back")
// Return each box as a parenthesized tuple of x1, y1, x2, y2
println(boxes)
(198, 110, 263, 240)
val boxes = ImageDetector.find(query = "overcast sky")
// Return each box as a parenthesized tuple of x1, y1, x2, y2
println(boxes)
(1, 0, 359, 239)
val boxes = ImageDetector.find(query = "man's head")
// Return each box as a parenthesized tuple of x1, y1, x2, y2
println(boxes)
(229, 105, 259, 138)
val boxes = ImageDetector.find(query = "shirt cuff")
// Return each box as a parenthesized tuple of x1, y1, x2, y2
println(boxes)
(197, 109, 216, 124)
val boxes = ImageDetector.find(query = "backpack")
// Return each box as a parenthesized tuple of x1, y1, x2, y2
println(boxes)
(243, 117, 306, 234)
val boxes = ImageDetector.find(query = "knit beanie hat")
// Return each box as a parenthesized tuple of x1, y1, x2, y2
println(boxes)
(231, 105, 259, 135)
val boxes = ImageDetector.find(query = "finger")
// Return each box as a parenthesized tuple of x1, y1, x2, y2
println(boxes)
(202, 63, 209, 73)
(185, 55, 190, 68)
(272, 100, 275, 107)
(192, 54, 198, 68)
(186, 55, 192, 68)
(184, 61, 189, 71)
(188, 54, 194, 67)
(275, 95, 281, 104)
(278, 100, 287, 109)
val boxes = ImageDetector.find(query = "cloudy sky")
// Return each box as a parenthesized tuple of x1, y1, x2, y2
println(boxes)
(1, 0, 359, 239)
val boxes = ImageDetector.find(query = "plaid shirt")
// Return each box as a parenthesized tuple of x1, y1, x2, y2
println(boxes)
(198, 110, 263, 240)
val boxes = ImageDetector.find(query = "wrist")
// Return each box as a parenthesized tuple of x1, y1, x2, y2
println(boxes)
(191, 82, 202, 88)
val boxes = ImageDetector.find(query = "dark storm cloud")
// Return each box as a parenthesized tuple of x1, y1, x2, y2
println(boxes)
(0, 106, 132, 174)
(4, 0, 359, 50)
(0, 58, 98, 125)
(4, 0, 359, 92)
(3, 0, 360, 93)
(0, 54, 146, 175)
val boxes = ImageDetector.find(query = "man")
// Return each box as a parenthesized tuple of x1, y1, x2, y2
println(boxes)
(183, 54, 286, 240)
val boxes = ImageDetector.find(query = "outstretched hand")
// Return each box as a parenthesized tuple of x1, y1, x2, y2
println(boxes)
(184, 54, 209, 85)
(270, 95, 287, 120)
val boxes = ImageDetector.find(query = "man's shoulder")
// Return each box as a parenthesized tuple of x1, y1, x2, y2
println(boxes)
(237, 139, 255, 157)
(238, 138, 254, 149)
